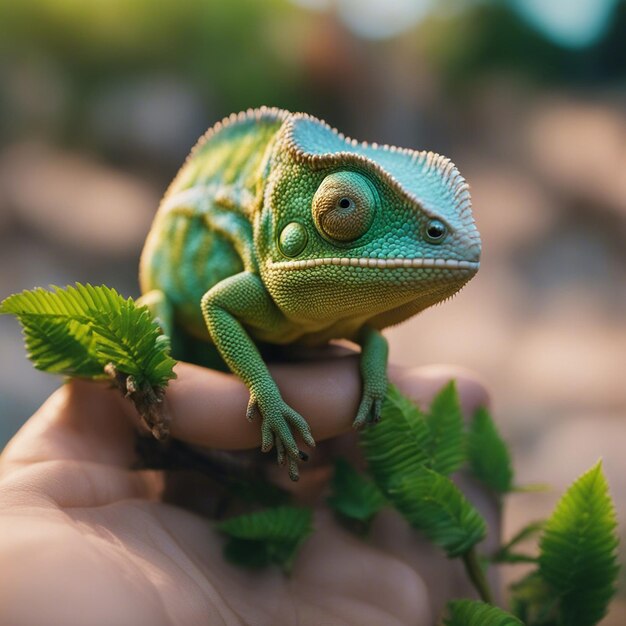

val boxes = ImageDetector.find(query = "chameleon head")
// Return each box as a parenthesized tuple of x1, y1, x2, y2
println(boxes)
(256, 113, 481, 325)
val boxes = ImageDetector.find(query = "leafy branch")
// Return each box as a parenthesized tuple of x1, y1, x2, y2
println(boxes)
(1, 283, 620, 624)
(359, 382, 492, 601)
(1, 283, 177, 436)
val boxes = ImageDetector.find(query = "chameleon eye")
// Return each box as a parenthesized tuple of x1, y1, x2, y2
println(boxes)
(424, 219, 447, 244)
(312, 172, 376, 243)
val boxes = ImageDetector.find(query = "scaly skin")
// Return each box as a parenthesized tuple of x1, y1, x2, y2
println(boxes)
(139, 107, 481, 479)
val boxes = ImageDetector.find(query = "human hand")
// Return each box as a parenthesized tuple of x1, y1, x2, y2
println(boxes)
(0, 356, 497, 626)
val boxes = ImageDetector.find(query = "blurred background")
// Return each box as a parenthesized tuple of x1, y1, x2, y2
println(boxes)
(0, 0, 625, 618)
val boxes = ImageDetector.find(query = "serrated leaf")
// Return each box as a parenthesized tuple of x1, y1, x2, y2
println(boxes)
(1, 284, 177, 388)
(538, 461, 619, 626)
(223, 538, 271, 569)
(445, 600, 524, 626)
(493, 520, 544, 564)
(360, 384, 431, 490)
(218, 507, 313, 573)
(467, 406, 514, 494)
(425, 380, 465, 475)
(360, 383, 466, 495)
(509, 571, 558, 626)
(327, 458, 385, 532)
(19, 315, 103, 378)
(218, 506, 312, 542)
(388, 467, 486, 557)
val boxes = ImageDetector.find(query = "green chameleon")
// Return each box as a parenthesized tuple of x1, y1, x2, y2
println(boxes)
(139, 107, 481, 480)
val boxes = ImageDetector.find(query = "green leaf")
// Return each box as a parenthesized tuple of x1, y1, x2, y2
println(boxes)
(493, 520, 544, 564)
(509, 571, 558, 625)
(222, 537, 272, 569)
(327, 458, 385, 533)
(445, 600, 524, 626)
(360, 383, 466, 495)
(360, 384, 431, 490)
(426, 380, 465, 475)
(1, 284, 176, 388)
(388, 467, 486, 557)
(218, 506, 313, 574)
(467, 406, 514, 494)
(538, 461, 619, 626)
(18, 315, 103, 378)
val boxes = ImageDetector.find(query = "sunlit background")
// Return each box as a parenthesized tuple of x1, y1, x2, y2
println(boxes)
(1, 0, 625, 617)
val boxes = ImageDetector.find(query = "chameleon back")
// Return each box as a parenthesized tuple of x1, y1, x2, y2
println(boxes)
(140, 108, 288, 338)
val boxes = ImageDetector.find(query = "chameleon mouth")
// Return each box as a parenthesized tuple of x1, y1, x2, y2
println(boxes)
(268, 257, 480, 271)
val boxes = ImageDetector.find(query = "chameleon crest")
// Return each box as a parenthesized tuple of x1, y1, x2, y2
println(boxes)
(140, 107, 481, 479)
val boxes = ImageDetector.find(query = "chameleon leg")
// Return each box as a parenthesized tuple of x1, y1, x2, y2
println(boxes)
(136, 289, 174, 337)
(201, 272, 315, 481)
(353, 326, 389, 428)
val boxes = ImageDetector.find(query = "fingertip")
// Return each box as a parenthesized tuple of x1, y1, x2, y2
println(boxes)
(390, 364, 490, 420)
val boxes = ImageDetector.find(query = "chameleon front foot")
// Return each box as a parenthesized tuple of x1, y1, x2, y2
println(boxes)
(246, 392, 315, 481)
(105, 363, 170, 440)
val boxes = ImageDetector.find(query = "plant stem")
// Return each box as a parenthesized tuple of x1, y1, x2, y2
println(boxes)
(462, 548, 494, 604)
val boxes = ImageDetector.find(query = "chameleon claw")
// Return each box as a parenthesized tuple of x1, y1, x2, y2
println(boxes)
(298, 451, 309, 462)
(288, 458, 300, 482)
(125, 375, 138, 395)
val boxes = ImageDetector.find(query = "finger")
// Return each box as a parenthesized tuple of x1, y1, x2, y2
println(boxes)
(389, 363, 490, 420)
(117, 360, 489, 457)
(0, 379, 137, 476)
(0, 459, 159, 509)
(159, 358, 364, 450)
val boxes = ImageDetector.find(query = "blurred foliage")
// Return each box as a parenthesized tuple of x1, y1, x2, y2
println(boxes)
(1, 0, 624, 156)
(0, 0, 310, 151)
(420, 2, 626, 89)
(0, 0, 303, 100)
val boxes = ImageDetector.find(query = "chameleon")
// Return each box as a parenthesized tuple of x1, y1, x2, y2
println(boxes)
(139, 106, 481, 480)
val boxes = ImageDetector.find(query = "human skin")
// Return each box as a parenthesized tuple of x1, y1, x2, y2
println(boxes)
(0, 357, 497, 626)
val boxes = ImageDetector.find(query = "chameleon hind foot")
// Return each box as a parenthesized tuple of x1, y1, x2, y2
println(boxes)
(105, 363, 170, 440)
(246, 391, 315, 481)
(352, 391, 384, 429)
